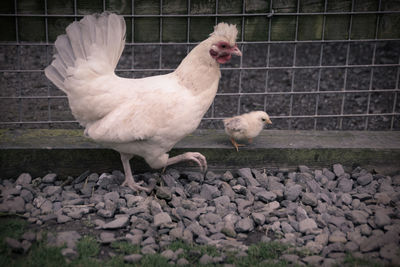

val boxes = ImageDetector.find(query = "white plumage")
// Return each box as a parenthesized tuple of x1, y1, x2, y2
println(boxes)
(223, 111, 272, 152)
(45, 12, 241, 192)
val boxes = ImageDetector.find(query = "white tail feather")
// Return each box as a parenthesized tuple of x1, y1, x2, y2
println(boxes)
(45, 12, 126, 93)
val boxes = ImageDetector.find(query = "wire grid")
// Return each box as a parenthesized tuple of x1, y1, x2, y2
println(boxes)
(0, 0, 399, 130)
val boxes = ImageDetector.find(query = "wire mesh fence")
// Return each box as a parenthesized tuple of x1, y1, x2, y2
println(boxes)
(0, 0, 399, 130)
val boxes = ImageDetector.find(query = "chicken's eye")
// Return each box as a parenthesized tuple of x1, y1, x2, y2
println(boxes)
(221, 44, 227, 49)
(261, 118, 266, 122)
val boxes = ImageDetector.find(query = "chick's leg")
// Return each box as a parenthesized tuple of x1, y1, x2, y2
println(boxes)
(120, 153, 151, 193)
(166, 152, 207, 172)
(230, 137, 245, 152)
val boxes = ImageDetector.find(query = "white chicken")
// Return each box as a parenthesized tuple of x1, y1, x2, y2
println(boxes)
(223, 111, 272, 152)
(45, 12, 241, 192)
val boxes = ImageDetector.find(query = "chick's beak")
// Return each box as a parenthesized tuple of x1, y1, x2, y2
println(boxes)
(231, 45, 242, 56)
(265, 118, 272, 124)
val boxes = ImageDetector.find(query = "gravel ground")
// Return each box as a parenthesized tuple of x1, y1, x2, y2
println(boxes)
(1, 164, 400, 265)
(1, 40, 399, 130)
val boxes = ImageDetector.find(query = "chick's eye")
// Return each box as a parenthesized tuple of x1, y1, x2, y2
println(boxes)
(261, 118, 266, 121)
(221, 44, 226, 48)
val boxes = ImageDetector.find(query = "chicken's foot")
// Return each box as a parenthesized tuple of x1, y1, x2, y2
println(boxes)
(166, 152, 207, 173)
(230, 137, 245, 152)
(120, 153, 151, 193)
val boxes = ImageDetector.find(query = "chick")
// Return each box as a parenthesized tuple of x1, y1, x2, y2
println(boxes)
(223, 111, 272, 152)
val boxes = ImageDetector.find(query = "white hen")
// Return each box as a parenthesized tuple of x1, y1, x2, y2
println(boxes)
(45, 12, 241, 192)
(223, 111, 272, 152)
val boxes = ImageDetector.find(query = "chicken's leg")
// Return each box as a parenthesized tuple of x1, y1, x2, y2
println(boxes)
(166, 152, 207, 172)
(120, 153, 151, 193)
(230, 137, 245, 152)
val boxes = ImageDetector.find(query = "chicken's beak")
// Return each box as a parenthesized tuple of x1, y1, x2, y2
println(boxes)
(231, 45, 242, 56)
(265, 119, 272, 124)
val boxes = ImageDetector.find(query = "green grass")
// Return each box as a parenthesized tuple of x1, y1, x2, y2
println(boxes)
(167, 240, 220, 263)
(110, 241, 140, 255)
(342, 253, 383, 267)
(76, 236, 100, 258)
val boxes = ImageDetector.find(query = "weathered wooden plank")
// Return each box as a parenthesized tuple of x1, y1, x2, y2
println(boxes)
(272, 0, 297, 13)
(327, 0, 351, 12)
(189, 17, 215, 42)
(18, 17, 46, 42)
(134, 0, 160, 15)
(190, 0, 216, 14)
(106, 0, 132, 14)
(77, 0, 103, 14)
(218, 0, 242, 14)
(17, 0, 44, 14)
(47, 17, 75, 42)
(325, 15, 350, 40)
(134, 18, 160, 42)
(298, 15, 323, 40)
(271, 16, 295, 41)
(300, 0, 324, 12)
(162, 18, 187, 42)
(47, 1, 74, 14)
(351, 14, 377, 40)
(379, 14, 400, 39)
(244, 17, 268, 41)
(0, 17, 16, 42)
(0, 0, 13, 13)
(163, 0, 187, 14)
(354, 0, 378, 11)
(245, 0, 269, 13)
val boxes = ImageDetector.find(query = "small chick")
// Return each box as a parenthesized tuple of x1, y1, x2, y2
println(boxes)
(223, 111, 272, 152)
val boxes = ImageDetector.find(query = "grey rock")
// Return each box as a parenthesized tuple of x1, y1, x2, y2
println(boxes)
(61, 248, 78, 260)
(20, 189, 33, 203)
(183, 171, 204, 183)
(341, 193, 352, 205)
(199, 254, 213, 265)
(333, 164, 345, 177)
(169, 227, 184, 240)
(142, 236, 155, 246)
(337, 178, 353, 193)
(57, 214, 72, 224)
(156, 187, 172, 200)
(213, 195, 230, 207)
(281, 221, 295, 233)
(284, 184, 302, 201)
(281, 254, 300, 264)
(221, 171, 234, 182)
(345, 210, 368, 225)
(124, 254, 143, 263)
(329, 230, 347, 243)
(42, 173, 57, 183)
(380, 243, 400, 262)
(220, 182, 235, 200)
(141, 245, 156, 255)
(104, 191, 119, 203)
(296, 206, 308, 221)
(345, 241, 359, 252)
(100, 232, 116, 243)
(299, 218, 318, 233)
(5, 237, 23, 253)
(323, 168, 336, 180)
(302, 255, 324, 265)
(301, 192, 318, 207)
(238, 168, 260, 187)
(187, 222, 206, 237)
(235, 217, 254, 233)
(357, 173, 373, 186)
(232, 184, 247, 194)
(375, 209, 391, 228)
(40, 200, 53, 214)
(16, 173, 32, 185)
(200, 213, 222, 225)
(161, 249, 176, 260)
(56, 231, 81, 249)
(150, 200, 163, 215)
(200, 184, 220, 200)
(251, 212, 265, 225)
(125, 234, 142, 245)
(43, 186, 62, 196)
(1, 197, 25, 213)
(154, 212, 172, 227)
(255, 190, 277, 202)
(177, 258, 189, 265)
(102, 216, 129, 229)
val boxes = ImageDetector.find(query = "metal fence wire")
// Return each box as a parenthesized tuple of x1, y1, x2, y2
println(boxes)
(0, 0, 399, 131)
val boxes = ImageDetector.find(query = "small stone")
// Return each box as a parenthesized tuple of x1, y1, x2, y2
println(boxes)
(177, 258, 189, 265)
(161, 249, 175, 260)
(235, 217, 254, 233)
(345, 241, 359, 252)
(43, 186, 62, 196)
(345, 210, 368, 225)
(200, 184, 220, 200)
(374, 192, 391, 205)
(255, 191, 277, 202)
(56, 231, 81, 249)
(329, 231, 347, 243)
(251, 213, 265, 225)
(299, 218, 318, 233)
(16, 173, 32, 185)
(238, 168, 260, 187)
(102, 216, 129, 229)
(42, 173, 57, 183)
(302, 255, 324, 265)
(341, 193, 352, 205)
(40, 200, 53, 214)
(199, 254, 213, 265)
(380, 243, 400, 262)
(124, 254, 143, 263)
(281, 221, 294, 233)
(141, 246, 156, 255)
(284, 184, 302, 201)
(375, 210, 391, 228)
(333, 164, 345, 177)
(337, 178, 353, 193)
(5, 237, 23, 253)
(154, 212, 172, 227)
(301, 192, 318, 207)
(100, 232, 116, 243)
(357, 173, 373, 186)
(156, 187, 172, 200)
(221, 171, 234, 182)
(57, 214, 72, 224)
(61, 248, 78, 260)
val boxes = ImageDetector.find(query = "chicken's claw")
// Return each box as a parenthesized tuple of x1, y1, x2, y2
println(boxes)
(122, 179, 151, 193)
(185, 152, 208, 173)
